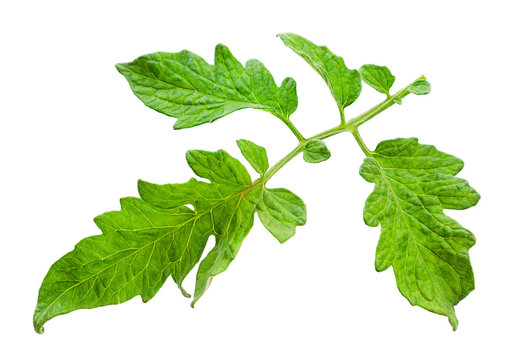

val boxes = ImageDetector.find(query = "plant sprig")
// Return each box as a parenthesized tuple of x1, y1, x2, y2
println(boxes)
(34, 33, 479, 334)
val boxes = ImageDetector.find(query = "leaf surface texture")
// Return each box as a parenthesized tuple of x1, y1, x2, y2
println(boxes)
(360, 138, 480, 329)
(257, 188, 307, 243)
(278, 33, 361, 117)
(116, 45, 298, 129)
(303, 139, 331, 163)
(409, 79, 431, 95)
(360, 64, 395, 96)
(34, 145, 306, 332)
(237, 139, 269, 175)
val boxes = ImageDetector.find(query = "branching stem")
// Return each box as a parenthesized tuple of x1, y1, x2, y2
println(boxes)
(262, 75, 425, 183)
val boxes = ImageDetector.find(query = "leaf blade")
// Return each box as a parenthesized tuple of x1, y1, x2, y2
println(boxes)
(33, 198, 209, 333)
(257, 188, 307, 243)
(408, 79, 431, 95)
(236, 139, 269, 175)
(360, 138, 479, 329)
(192, 187, 261, 306)
(359, 64, 395, 96)
(302, 139, 331, 163)
(278, 33, 361, 116)
(116, 45, 298, 129)
(34, 149, 260, 333)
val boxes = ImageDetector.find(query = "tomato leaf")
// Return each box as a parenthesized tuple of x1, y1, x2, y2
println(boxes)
(360, 64, 395, 96)
(257, 188, 307, 243)
(278, 33, 361, 118)
(116, 45, 298, 129)
(303, 139, 331, 163)
(409, 79, 431, 95)
(237, 139, 269, 176)
(34, 148, 260, 333)
(360, 138, 480, 329)
(35, 35, 480, 333)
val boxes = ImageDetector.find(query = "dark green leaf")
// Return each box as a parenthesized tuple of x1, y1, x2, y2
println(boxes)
(360, 138, 480, 330)
(237, 139, 269, 175)
(278, 33, 361, 118)
(303, 139, 331, 163)
(116, 44, 298, 129)
(408, 79, 431, 95)
(257, 188, 307, 243)
(360, 64, 395, 96)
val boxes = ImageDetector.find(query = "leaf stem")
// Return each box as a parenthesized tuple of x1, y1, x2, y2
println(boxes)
(350, 128, 373, 157)
(261, 75, 425, 182)
(338, 105, 345, 125)
(280, 116, 306, 142)
(344, 75, 425, 131)
(262, 141, 306, 182)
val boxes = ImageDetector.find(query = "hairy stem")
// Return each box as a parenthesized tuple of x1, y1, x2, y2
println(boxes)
(261, 75, 424, 182)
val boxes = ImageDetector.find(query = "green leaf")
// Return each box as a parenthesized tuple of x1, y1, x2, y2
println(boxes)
(37, 35, 478, 333)
(237, 139, 269, 175)
(34, 138, 312, 332)
(191, 186, 261, 306)
(34, 149, 261, 333)
(408, 79, 431, 95)
(33, 197, 205, 333)
(141, 149, 306, 305)
(360, 64, 395, 96)
(116, 44, 298, 129)
(303, 139, 331, 163)
(278, 33, 361, 118)
(359, 138, 480, 330)
(257, 188, 307, 243)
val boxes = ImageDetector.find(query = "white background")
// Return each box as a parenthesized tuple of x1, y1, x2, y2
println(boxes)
(1, 0, 514, 358)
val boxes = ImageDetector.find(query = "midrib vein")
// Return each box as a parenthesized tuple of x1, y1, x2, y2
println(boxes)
(36, 180, 262, 322)
(124, 66, 273, 109)
(372, 157, 442, 303)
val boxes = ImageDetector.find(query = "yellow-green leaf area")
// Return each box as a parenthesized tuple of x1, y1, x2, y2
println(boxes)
(360, 138, 480, 330)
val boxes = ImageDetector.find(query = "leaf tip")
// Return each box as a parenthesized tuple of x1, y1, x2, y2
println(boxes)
(178, 284, 191, 298)
(277, 33, 296, 44)
(172, 120, 189, 130)
(472, 190, 481, 206)
(114, 62, 127, 74)
(190, 293, 203, 308)
(449, 315, 459, 331)
(33, 319, 44, 335)
(214, 43, 232, 59)
(137, 179, 156, 199)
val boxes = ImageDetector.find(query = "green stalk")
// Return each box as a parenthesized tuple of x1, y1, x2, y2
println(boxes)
(350, 128, 373, 157)
(262, 142, 306, 182)
(278, 115, 306, 142)
(262, 75, 424, 182)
